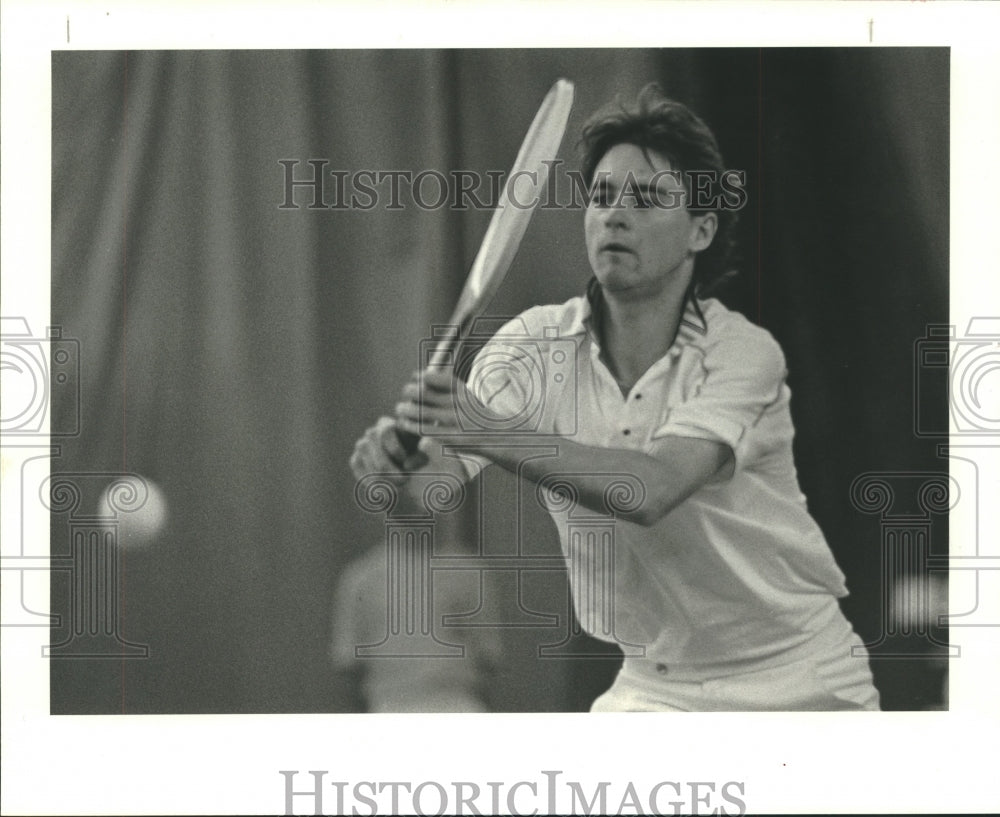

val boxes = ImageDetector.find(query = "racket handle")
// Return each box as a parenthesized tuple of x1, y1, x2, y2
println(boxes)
(396, 427, 422, 455)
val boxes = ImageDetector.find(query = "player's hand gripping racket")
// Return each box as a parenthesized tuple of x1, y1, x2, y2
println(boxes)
(397, 78, 575, 453)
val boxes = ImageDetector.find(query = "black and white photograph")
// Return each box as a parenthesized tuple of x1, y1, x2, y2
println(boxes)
(2, 2, 998, 815)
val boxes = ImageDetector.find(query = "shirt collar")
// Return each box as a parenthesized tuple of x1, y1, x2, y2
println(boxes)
(579, 277, 708, 356)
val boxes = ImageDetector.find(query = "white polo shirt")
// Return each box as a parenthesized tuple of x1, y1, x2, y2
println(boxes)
(466, 290, 850, 670)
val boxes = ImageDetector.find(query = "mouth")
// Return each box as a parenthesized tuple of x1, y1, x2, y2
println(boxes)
(600, 241, 633, 254)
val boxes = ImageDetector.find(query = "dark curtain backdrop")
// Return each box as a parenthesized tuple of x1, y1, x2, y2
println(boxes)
(51, 48, 948, 713)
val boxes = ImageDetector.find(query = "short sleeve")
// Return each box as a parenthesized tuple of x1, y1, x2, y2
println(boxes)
(453, 315, 539, 480)
(458, 300, 584, 476)
(465, 313, 554, 431)
(650, 323, 788, 468)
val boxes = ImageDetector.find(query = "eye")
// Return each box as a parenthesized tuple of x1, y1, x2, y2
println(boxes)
(614, 189, 651, 210)
(589, 184, 612, 207)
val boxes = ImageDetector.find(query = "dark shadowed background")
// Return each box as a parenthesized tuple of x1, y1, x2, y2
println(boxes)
(50, 48, 949, 713)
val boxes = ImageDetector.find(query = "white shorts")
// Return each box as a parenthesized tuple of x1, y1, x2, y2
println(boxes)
(591, 610, 880, 712)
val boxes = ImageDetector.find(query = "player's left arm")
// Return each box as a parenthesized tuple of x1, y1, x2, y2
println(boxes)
(482, 432, 732, 526)
(395, 369, 733, 527)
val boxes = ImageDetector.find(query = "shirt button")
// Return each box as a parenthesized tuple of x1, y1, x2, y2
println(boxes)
(656, 663, 668, 675)
(634, 393, 642, 400)
(623, 429, 631, 436)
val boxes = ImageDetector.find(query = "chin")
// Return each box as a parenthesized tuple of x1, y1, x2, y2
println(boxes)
(595, 279, 648, 301)
(592, 260, 632, 286)
(593, 264, 639, 289)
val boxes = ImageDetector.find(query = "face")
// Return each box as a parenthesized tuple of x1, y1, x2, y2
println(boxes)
(584, 143, 716, 300)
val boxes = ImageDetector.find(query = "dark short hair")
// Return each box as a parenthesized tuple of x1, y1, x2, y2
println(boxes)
(579, 84, 739, 297)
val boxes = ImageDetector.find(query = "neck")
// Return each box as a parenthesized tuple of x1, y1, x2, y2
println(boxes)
(597, 282, 692, 393)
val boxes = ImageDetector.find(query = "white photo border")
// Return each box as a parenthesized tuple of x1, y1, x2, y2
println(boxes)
(2, 1, 998, 814)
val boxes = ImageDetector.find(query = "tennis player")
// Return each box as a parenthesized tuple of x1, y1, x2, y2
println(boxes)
(352, 85, 880, 711)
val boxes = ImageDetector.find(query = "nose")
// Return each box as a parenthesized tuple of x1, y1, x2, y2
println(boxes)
(600, 203, 630, 230)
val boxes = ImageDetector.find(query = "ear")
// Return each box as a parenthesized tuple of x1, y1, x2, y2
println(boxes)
(689, 212, 718, 254)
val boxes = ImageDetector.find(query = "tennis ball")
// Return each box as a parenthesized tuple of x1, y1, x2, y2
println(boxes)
(98, 476, 168, 548)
